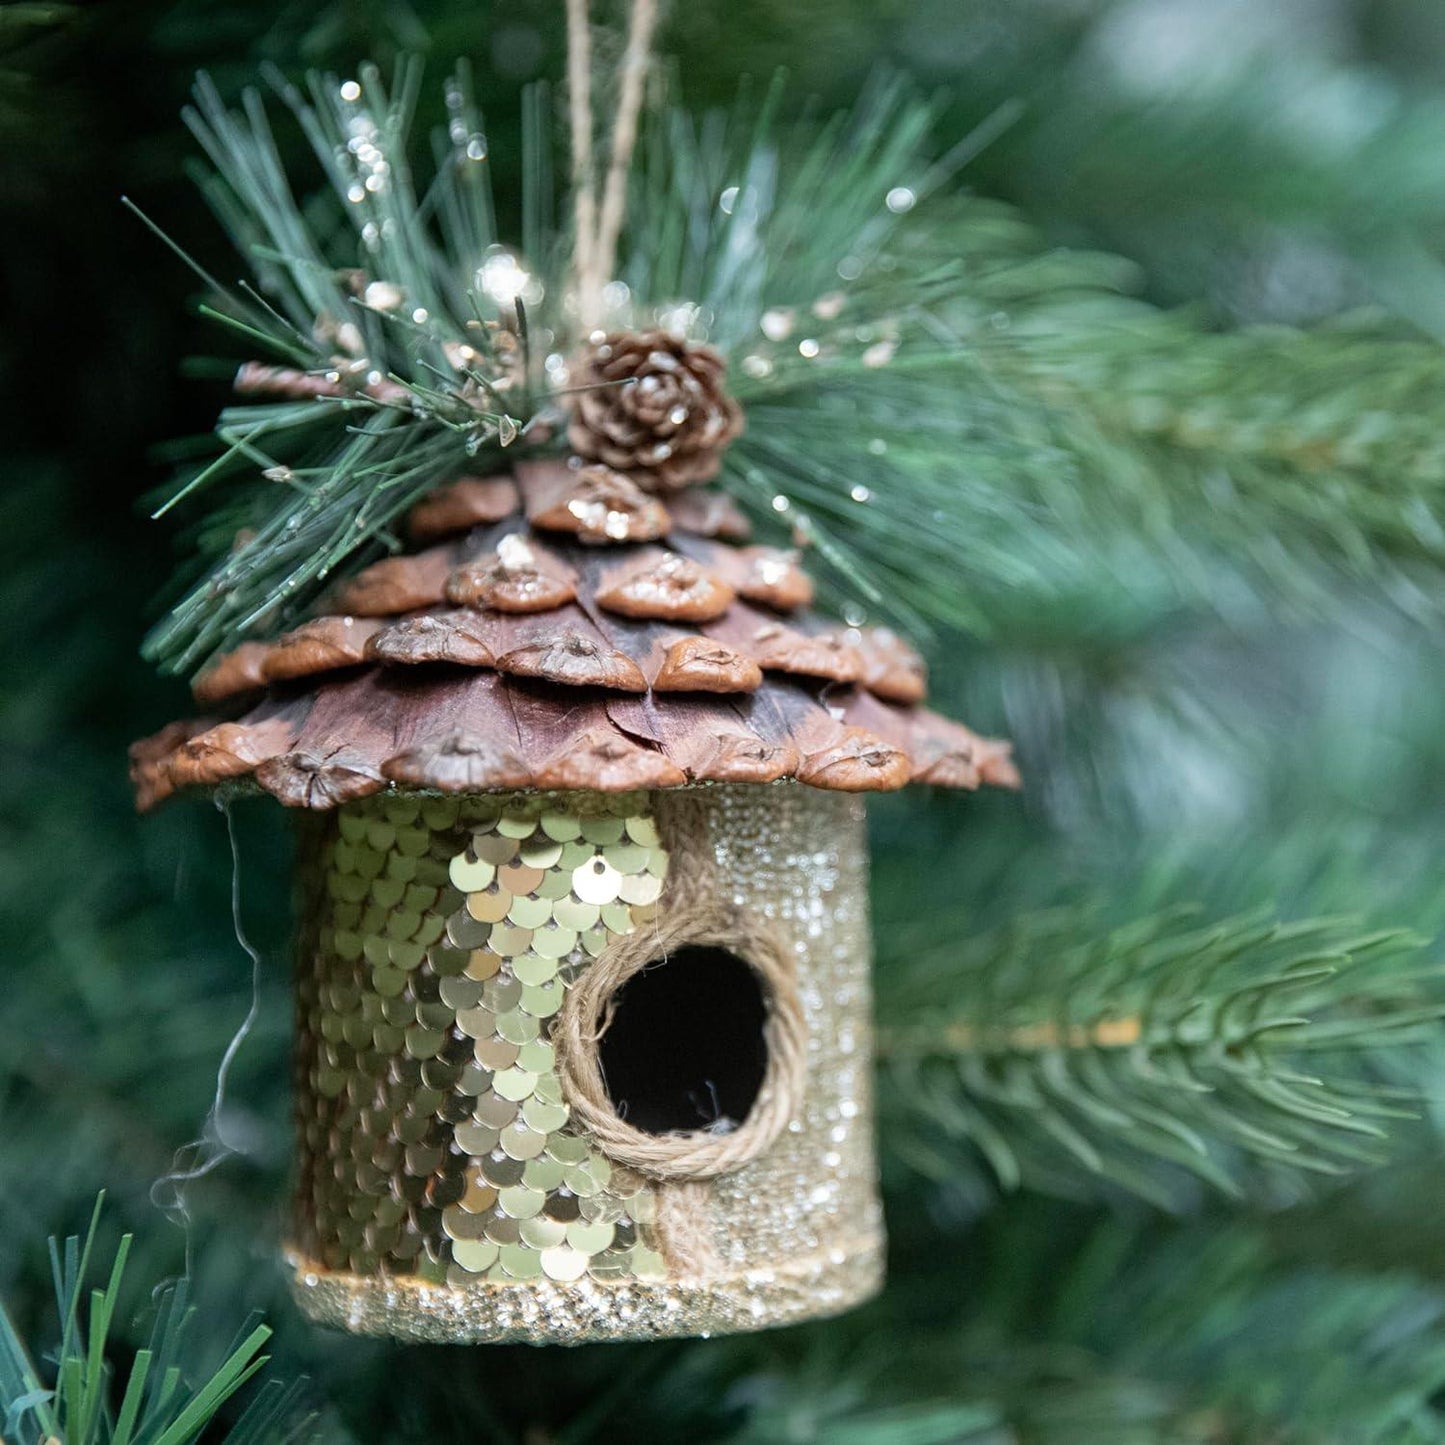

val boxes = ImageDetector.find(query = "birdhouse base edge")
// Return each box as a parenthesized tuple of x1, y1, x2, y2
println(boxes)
(286, 1230, 883, 1344)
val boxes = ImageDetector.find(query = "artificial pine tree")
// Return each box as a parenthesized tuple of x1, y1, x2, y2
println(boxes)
(6, 0, 1445, 1440)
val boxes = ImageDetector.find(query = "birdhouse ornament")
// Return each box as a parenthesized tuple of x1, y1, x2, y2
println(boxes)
(129, 11, 1017, 1345)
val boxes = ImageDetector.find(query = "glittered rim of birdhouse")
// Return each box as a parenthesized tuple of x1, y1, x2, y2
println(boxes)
(285, 1230, 884, 1344)
(553, 906, 807, 1180)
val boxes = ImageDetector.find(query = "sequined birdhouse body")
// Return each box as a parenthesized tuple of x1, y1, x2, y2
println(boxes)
(133, 336, 1018, 1344)
(287, 784, 880, 1341)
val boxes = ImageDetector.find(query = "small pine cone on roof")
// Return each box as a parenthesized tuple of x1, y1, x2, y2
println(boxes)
(567, 330, 744, 493)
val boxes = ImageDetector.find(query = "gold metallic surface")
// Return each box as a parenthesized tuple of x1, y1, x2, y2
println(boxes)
(289, 1233, 883, 1343)
(291, 784, 880, 1343)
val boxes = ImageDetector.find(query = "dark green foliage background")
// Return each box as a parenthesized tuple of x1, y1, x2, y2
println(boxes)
(7, 1, 1445, 1440)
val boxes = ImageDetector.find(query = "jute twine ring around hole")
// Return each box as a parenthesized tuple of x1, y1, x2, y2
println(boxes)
(553, 905, 809, 1180)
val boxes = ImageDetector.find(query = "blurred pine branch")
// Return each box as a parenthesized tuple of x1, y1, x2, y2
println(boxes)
(878, 904, 1442, 1206)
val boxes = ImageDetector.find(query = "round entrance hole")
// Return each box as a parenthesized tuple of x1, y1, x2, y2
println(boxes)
(597, 945, 768, 1135)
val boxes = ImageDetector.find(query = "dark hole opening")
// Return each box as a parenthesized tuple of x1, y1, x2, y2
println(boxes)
(597, 945, 768, 1135)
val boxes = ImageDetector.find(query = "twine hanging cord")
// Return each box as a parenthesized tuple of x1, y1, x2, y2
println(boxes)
(555, 907, 809, 1179)
(566, 0, 660, 328)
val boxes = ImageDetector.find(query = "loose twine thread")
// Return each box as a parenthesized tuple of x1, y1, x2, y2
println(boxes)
(567, 0, 660, 329)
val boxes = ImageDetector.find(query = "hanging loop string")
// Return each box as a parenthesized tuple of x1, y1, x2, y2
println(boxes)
(590, 0, 658, 315)
(565, 0, 597, 320)
(566, 0, 659, 330)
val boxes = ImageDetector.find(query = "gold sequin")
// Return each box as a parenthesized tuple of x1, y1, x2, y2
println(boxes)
(495, 813, 538, 839)
(482, 1154, 526, 1188)
(567, 1220, 615, 1253)
(461, 1175, 498, 1213)
(500, 1121, 548, 1159)
(498, 862, 545, 895)
(449, 855, 495, 892)
(447, 912, 491, 949)
(580, 816, 626, 845)
(492, 1067, 537, 1101)
(464, 950, 500, 981)
(488, 922, 533, 957)
(522, 1156, 567, 1191)
(443, 1205, 491, 1241)
(499, 1244, 543, 1279)
(519, 837, 564, 869)
(540, 812, 584, 841)
(495, 1010, 540, 1045)
(531, 923, 579, 960)
(474, 833, 520, 865)
(483, 974, 521, 1013)
(553, 897, 600, 931)
(474, 1036, 519, 1070)
(497, 1185, 545, 1219)
(541, 1246, 589, 1282)
(465, 888, 511, 923)
(432, 947, 472, 980)
(450, 1239, 500, 1273)
(455, 1005, 494, 1039)
(521, 1097, 568, 1133)
(619, 872, 664, 906)
(572, 857, 622, 904)
(520, 981, 563, 1018)
(608, 843, 650, 875)
(511, 953, 559, 987)
(473, 1093, 515, 1131)
(536, 869, 574, 901)
(506, 894, 553, 928)
(517, 1040, 554, 1073)
(485, 1214, 522, 1245)
(519, 1216, 568, 1249)
(454, 1121, 500, 1154)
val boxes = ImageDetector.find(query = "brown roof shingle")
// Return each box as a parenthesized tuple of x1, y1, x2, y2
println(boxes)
(129, 460, 1016, 809)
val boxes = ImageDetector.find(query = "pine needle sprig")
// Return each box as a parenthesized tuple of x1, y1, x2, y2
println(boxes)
(621, 72, 962, 352)
(877, 904, 1443, 1208)
(142, 58, 1445, 673)
(142, 62, 549, 675)
(698, 177, 1445, 644)
(138, 63, 974, 672)
(1056, 1223, 1445, 1442)
(0, 1198, 310, 1445)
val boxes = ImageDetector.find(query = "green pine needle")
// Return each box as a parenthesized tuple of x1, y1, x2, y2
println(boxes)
(133, 62, 1043, 673)
(142, 61, 549, 674)
(0, 1196, 308, 1445)
(139, 57, 1445, 676)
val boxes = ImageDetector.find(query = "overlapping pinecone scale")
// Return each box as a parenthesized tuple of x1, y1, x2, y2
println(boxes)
(130, 460, 1016, 809)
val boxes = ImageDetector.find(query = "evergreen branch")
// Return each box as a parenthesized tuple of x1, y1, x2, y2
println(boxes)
(140, 67, 1005, 671)
(1059, 1223, 1445, 1443)
(150, 61, 1445, 668)
(116, 27, 1445, 681)
(972, 1214, 1445, 1442)
(141, 64, 550, 674)
(0, 1198, 309, 1445)
(619, 1211, 1445, 1443)
(876, 904, 1442, 1207)
(969, 43, 1445, 316)
(720, 194, 1445, 643)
